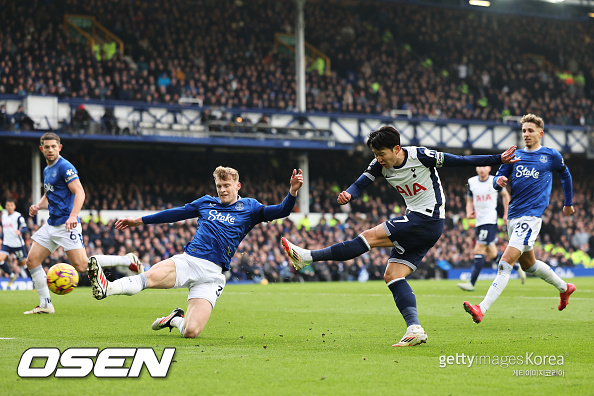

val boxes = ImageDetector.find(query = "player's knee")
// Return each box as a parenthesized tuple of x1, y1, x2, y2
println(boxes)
(71, 262, 87, 272)
(26, 257, 38, 269)
(183, 327, 202, 339)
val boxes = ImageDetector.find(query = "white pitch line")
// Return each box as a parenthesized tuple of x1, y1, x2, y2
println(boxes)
(0, 338, 14, 340)
(223, 291, 592, 300)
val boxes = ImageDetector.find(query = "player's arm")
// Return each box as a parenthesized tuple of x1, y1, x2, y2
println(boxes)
(65, 178, 85, 231)
(341, 159, 382, 204)
(29, 193, 48, 216)
(115, 201, 202, 230)
(262, 169, 304, 221)
(466, 197, 475, 219)
(554, 153, 574, 216)
(17, 216, 28, 236)
(417, 146, 518, 168)
(499, 187, 510, 222)
(492, 163, 513, 191)
(262, 169, 304, 220)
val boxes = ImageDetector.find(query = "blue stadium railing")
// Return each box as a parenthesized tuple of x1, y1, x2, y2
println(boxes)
(0, 94, 590, 155)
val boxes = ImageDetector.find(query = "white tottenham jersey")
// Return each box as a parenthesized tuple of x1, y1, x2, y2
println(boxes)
(363, 147, 446, 219)
(1, 210, 26, 247)
(467, 175, 499, 226)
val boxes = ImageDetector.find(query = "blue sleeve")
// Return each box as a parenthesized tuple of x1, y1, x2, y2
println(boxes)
(466, 182, 473, 198)
(61, 161, 79, 184)
(551, 151, 573, 206)
(142, 199, 202, 224)
(345, 159, 382, 199)
(558, 166, 573, 207)
(416, 147, 502, 168)
(492, 164, 512, 191)
(262, 193, 296, 221)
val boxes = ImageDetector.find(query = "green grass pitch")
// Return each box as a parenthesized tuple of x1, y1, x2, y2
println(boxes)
(1, 277, 592, 395)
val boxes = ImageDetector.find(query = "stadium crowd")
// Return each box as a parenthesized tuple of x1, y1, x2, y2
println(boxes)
(1, 0, 593, 126)
(1, 147, 593, 283)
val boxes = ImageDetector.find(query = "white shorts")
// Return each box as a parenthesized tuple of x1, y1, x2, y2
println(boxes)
(171, 253, 226, 308)
(31, 223, 84, 253)
(507, 216, 542, 253)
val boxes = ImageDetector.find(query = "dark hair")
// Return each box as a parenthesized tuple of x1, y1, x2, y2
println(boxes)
(40, 132, 60, 146)
(366, 126, 401, 150)
(5, 197, 15, 204)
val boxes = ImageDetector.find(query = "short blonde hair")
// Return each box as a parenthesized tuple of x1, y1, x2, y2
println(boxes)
(213, 166, 239, 182)
(521, 114, 544, 130)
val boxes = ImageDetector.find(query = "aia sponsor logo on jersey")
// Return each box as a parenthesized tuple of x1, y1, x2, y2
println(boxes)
(476, 194, 493, 202)
(396, 183, 427, 196)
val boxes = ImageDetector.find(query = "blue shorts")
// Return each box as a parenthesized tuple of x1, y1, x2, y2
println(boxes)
(0, 244, 28, 261)
(382, 212, 445, 271)
(475, 224, 498, 245)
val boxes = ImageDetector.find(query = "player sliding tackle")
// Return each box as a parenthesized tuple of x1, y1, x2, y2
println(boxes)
(463, 114, 576, 323)
(282, 126, 519, 347)
(89, 167, 303, 338)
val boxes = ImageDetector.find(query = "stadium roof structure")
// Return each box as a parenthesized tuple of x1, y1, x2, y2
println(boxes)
(377, 0, 594, 20)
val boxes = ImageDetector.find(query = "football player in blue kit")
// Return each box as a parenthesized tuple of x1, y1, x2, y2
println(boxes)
(282, 126, 519, 347)
(464, 114, 575, 323)
(89, 166, 304, 338)
(25, 133, 142, 314)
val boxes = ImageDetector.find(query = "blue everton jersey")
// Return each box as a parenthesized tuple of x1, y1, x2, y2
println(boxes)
(183, 195, 264, 270)
(43, 156, 80, 226)
(494, 147, 565, 219)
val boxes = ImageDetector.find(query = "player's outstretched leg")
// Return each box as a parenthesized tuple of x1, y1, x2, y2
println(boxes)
(88, 256, 108, 300)
(281, 237, 312, 270)
(126, 253, 144, 274)
(151, 308, 185, 332)
(558, 283, 576, 311)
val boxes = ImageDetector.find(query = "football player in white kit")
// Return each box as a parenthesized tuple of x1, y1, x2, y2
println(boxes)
(0, 198, 29, 286)
(457, 166, 525, 292)
(282, 126, 519, 347)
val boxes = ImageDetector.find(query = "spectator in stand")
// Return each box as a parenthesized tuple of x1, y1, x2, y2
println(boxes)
(72, 105, 93, 133)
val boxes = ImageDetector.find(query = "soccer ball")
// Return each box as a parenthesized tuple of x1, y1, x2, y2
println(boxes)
(46, 263, 79, 295)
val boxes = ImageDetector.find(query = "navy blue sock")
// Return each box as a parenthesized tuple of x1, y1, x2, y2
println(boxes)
(311, 235, 369, 262)
(494, 251, 503, 264)
(388, 278, 419, 327)
(1, 262, 13, 276)
(470, 254, 485, 286)
(513, 263, 519, 271)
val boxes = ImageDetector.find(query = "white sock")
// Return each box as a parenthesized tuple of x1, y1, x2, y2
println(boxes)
(107, 273, 148, 296)
(30, 266, 52, 308)
(93, 255, 131, 268)
(479, 261, 513, 314)
(171, 317, 185, 337)
(525, 260, 567, 292)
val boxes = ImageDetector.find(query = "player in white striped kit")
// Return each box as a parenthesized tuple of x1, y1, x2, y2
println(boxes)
(282, 126, 519, 347)
(1, 198, 29, 286)
(457, 166, 525, 292)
